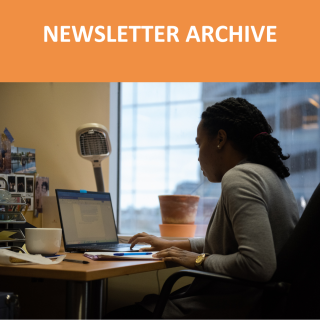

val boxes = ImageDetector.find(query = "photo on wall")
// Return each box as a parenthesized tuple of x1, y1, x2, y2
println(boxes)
(0, 133, 12, 174)
(17, 175, 26, 193)
(35, 176, 49, 213)
(8, 175, 16, 192)
(26, 176, 34, 196)
(11, 147, 36, 174)
(0, 174, 8, 190)
(25, 197, 33, 211)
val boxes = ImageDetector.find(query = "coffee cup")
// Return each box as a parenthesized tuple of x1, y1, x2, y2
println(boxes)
(25, 228, 62, 255)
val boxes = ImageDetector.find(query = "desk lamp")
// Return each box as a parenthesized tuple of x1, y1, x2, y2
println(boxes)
(76, 123, 112, 192)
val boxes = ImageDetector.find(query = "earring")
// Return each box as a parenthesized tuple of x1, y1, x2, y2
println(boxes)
(217, 145, 220, 148)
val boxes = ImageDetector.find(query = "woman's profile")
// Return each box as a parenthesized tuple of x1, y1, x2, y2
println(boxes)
(106, 97, 299, 319)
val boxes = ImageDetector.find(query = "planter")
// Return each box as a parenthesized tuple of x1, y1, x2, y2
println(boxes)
(158, 195, 200, 224)
(159, 224, 197, 237)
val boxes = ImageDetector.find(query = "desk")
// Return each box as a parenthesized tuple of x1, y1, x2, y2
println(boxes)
(0, 252, 167, 319)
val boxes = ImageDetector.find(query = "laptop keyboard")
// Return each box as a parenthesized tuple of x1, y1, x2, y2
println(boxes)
(77, 243, 131, 250)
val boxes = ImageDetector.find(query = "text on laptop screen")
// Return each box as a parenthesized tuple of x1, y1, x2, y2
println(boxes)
(57, 191, 118, 245)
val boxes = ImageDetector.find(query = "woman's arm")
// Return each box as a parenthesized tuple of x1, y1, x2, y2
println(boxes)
(188, 237, 205, 253)
(129, 232, 207, 253)
(129, 233, 193, 251)
(201, 169, 277, 282)
(155, 169, 278, 277)
(171, 240, 192, 251)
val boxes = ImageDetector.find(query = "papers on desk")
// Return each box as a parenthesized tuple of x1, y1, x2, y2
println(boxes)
(84, 252, 162, 261)
(0, 249, 66, 265)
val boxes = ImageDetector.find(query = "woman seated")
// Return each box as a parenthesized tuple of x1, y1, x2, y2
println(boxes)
(107, 97, 299, 319)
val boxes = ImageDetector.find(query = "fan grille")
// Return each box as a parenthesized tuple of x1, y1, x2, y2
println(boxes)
(80, 130, 109, 155)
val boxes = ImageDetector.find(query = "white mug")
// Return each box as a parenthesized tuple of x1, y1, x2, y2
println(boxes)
(25, 228, 62, 255)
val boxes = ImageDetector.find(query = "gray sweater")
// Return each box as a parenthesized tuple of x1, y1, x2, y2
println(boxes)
(141, 162, 299, 318)
(189, 161, 299, 282)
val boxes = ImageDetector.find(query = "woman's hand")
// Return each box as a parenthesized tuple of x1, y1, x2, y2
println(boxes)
(128, 232, 172, 251)
(153, 246, 200, 269)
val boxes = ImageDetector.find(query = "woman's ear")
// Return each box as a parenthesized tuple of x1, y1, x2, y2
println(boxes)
(217, 129, 227, 149)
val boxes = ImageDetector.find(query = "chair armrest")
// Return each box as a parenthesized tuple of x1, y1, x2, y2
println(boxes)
(153, 269, 289, 319)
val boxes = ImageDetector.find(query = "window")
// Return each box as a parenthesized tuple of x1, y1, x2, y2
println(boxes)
(117, 82, 320, 235)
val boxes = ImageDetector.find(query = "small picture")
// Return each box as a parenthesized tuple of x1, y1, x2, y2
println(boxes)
(25, 198, 33, 211)
(26, 176, 34, 196)
(0, 175, 8, 190)
(11, 147, 36, 174)
(17, 176, 25, 193)
(8, 176, 16, 192)
(35, 176, 49, 213)
(0, 134, 12, 174)
(10, 194, 22, 203)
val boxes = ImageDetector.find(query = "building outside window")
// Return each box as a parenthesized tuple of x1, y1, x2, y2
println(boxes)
(118, 82, 320, 235)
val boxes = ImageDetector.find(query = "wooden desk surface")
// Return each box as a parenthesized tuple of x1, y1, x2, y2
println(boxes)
(0, 253, 167, 281)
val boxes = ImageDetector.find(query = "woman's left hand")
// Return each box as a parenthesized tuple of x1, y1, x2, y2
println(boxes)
(153, 246, 200, 269)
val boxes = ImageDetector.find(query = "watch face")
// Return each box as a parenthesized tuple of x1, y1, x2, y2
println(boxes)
(195, 254, 205, 266)
(195, 256, 203, 264)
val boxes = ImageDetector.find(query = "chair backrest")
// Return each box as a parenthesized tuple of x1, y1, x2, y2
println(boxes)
(271, 183, 320, 282)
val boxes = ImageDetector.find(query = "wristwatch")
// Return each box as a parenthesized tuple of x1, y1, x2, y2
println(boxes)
(195, 253, 206, 268)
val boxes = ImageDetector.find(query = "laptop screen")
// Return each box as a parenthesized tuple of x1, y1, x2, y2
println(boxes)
(56, 190, 118, 246)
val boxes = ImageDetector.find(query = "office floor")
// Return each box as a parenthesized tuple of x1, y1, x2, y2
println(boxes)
(107, 266, 192, 313)
(0, 276, 66, 319)
(0, 266, 192, 319)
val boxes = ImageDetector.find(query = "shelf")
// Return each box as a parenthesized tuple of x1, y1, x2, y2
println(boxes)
(0, 212, 26, 224)
(0, 196, 27, 224)
(0, 229, 25, 243)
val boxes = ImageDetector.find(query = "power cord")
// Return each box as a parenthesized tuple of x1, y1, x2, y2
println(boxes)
(156, 270, 161, 294)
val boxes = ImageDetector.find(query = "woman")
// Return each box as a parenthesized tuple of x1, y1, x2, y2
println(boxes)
(107, 97, 299, 319)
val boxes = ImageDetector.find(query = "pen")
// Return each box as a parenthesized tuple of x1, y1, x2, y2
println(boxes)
(64, 258, 89, 264)
(113, 252, 152, 256)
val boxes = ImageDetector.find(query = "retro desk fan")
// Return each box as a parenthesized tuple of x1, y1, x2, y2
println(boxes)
(76, 123, 112, 192)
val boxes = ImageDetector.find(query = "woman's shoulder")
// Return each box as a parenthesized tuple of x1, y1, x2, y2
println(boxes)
(224, 161, 277, 178)
(222, 161, 280, 190)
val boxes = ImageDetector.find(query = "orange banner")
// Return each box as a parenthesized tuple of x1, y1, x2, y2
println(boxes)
(0, 0, 319, 81)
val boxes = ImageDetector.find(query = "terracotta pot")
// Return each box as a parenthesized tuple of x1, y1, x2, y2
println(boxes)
(159, 224, 197, 237)
(158, 195, 200, 224)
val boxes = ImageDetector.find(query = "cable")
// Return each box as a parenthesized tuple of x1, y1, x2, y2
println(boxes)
(156, 270, 161, 294)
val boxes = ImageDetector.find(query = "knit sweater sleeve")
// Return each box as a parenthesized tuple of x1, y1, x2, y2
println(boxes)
(188, 237, 205, 253)
(202, 168, 277, 282)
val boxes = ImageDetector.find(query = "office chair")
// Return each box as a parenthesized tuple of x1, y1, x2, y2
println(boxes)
(153, 183, 320, 319)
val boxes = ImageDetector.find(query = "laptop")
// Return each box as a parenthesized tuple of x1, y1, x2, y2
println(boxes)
(55, 189, 145, 252)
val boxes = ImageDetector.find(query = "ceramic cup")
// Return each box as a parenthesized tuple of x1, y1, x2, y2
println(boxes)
(25, 228, 62, 255)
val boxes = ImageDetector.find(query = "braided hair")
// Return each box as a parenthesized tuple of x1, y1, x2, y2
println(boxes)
(201, 97, 290, 178)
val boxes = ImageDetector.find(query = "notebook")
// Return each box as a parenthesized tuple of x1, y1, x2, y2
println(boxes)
(84, 252, 161, 261)
(55, 189, 145, 252)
